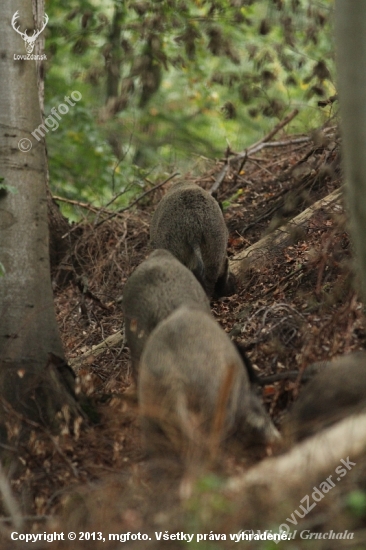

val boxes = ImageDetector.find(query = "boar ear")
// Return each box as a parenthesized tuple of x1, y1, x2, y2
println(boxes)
(232, 341, 259, 385)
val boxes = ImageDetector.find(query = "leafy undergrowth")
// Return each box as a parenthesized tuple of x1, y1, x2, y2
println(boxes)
(3, 124, 366, 549)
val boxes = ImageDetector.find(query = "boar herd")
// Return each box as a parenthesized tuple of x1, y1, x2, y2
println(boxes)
(123, 182, 279, 466)
(122, 181, 366, 467)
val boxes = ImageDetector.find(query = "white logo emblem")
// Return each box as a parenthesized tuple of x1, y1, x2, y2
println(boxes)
(11, 10, 49, 54)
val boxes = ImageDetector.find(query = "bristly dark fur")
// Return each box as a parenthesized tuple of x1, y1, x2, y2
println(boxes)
(150, 182, 235, 298)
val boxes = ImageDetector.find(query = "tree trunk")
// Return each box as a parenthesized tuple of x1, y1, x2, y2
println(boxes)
(106, 3, 124, 100)
(31, 0, 73, 274)
(32, 0, 45, 115)
(335, 1, 366, 300)
(0, 0, 80, 430)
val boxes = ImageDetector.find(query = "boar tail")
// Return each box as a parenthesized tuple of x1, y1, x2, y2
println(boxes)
(190, 243, 206, 290)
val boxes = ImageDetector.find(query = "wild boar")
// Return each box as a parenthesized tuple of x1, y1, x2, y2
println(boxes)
(139, 306, 280, 463)
(150, 182, 235, 298)
(284, 351, 366, 443)
(123, 249, 210, 379)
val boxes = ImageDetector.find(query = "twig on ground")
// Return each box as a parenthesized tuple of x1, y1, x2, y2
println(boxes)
(0, 400, 80, 480)
(61, 173, 178, 240)
(210, 164, 229, 194)
(53, 196, 100, 214)
(75, 277, 111, 311)
(210, 109, 303, 193)
(240, 150, 332, 234)
(69, 329, 125, 372)
(263, 265, 306, 296)
(94, 172, 179, 229)
(249, 108, 300, 150)
(243, 136, 310, 158)
(93, 181, 137, 227)
(246, 158, 275, 177)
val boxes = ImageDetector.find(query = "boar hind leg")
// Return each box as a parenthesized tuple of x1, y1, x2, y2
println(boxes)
(214, 258, 237, 298)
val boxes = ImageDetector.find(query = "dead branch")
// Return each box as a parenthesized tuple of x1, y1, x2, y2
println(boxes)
(210, 109, 303, 193)
(263, 265, 306, 296)
(210, 164, 229, 193)
(53, 196, 100, 214)
(69, 329, 125, 372)
(62, 173, 179, 239)
(0, 399, 80, 479)
(229, 187, 343, 278)
(94, 172, 179, 229)
(249, 108, 300, 150)
(226, 411, 366, 525)
(243, 136, 310, 158)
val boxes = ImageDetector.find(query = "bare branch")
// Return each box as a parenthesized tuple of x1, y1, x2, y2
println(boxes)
(94, 172, 179, 229)
(210, 109, 302, 193)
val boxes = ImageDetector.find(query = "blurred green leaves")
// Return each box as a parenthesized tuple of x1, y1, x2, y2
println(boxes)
(44, 0, 335, 218)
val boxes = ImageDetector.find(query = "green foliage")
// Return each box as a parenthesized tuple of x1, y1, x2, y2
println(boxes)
(346, 490, 366, 518)
(184, 473, 234, 535)
(222, 188, 244, 210)
(0, 179, 17, 196)
(44, 0, 335, 218)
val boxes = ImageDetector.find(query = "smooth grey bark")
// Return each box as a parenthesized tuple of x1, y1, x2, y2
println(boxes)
(335, 1, 366, 300)
(32, 0, 45, 115)
(0, 0, 63, 364)
(31, 0, 72, 275)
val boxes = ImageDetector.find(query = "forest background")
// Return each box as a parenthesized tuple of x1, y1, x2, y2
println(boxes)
(5, 1, 366, 544)
(45, 0, 335, 219)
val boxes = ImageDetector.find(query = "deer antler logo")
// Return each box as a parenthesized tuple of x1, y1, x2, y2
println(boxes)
(11, 11, 49, 54)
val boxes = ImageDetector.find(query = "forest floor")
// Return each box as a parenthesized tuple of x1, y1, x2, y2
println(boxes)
(4, 121, 366, 549)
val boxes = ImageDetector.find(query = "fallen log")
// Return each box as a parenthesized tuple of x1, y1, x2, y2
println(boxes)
(226, 410, 366, 530)
(229, 187, 343, 278)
